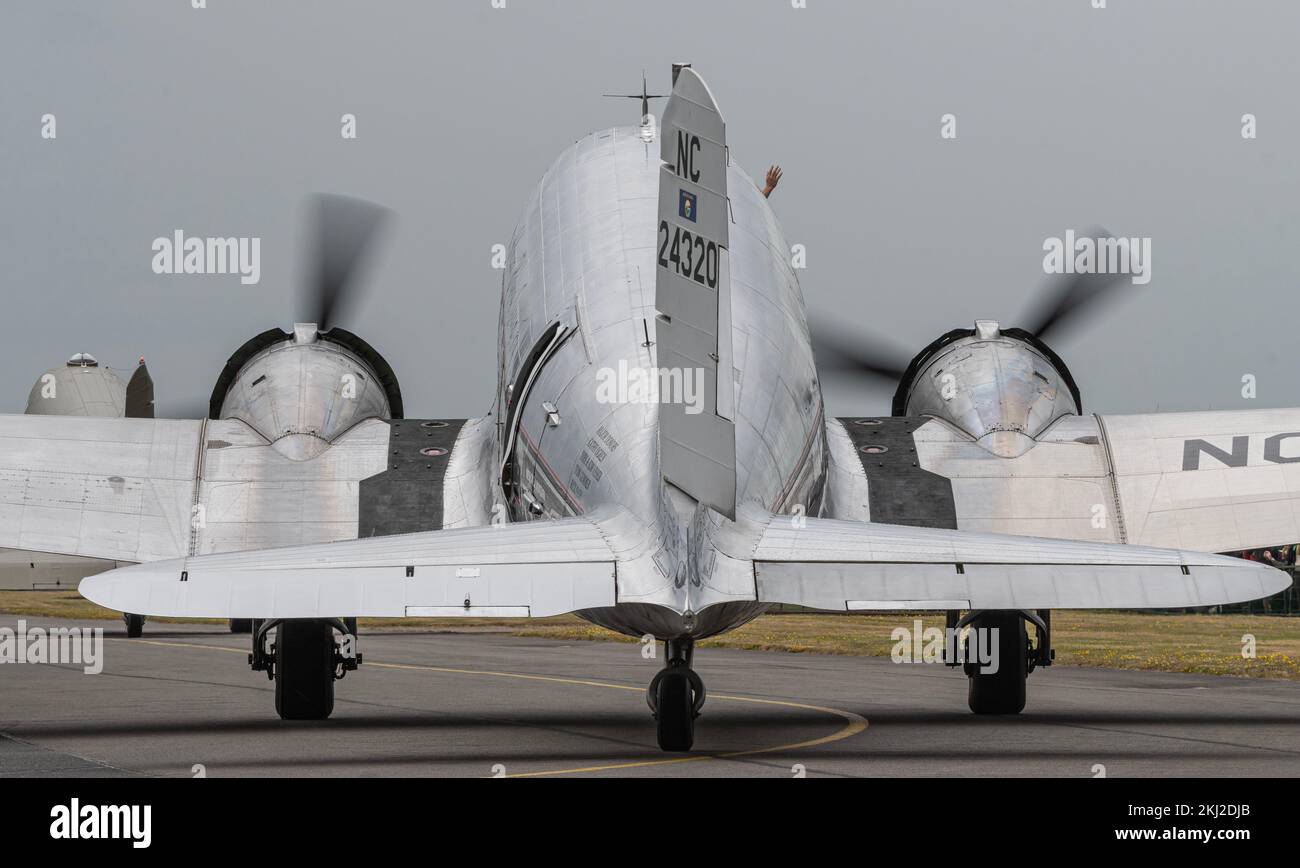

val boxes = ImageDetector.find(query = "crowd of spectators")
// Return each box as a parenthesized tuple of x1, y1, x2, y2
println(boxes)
(1231, 544, 1297, 569)
(1224, 545, 1298, 614)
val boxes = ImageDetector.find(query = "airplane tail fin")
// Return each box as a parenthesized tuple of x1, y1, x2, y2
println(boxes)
(655, 65, 737, 518)
(124, 358, 154, 419)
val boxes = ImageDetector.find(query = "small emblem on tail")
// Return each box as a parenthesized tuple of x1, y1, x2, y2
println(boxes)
(678, 190, 697, 222)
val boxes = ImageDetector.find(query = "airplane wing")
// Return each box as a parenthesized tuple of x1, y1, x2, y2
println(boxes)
(0, 412, 495, 568)
(79, 514, 619, 619)
(825, 410, 1300, 554)
(0, 414, 202, 564)
(748, 511, 1290, 611)
(1100, 409, 1300, 551)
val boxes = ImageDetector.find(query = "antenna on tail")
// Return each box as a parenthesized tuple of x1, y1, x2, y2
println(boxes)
(603, 70, 667, 142)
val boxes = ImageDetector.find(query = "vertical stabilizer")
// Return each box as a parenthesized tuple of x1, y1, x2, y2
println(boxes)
(125, 358, 155, 419)
(655, 66, 736, 518)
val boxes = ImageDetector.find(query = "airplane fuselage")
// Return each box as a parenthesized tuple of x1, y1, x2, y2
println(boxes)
(496, 127, 826, 639)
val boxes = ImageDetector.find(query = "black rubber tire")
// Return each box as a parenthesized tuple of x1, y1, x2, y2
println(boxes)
(123, 614, 144, 638)
(229, 619, 252, 634)
(655, 668, 695, 752)
(966, 611, 1028, 715)
(274, 620, 335, 720)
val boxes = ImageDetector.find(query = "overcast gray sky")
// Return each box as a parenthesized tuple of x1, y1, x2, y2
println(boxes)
(3, 0, 1298, 419)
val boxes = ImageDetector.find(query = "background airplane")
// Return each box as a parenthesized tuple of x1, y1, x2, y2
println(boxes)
(2, 67, 1290, 752)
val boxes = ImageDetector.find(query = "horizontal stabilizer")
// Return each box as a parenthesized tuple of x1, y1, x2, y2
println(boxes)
(80, 515, 620, 619)
(749, 512, 1290, 611)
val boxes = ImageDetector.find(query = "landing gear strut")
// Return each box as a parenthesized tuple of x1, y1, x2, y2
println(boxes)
(248, 618, 362, 720)
(647, 638, 705, 752)
(950, 609, 1053, 715)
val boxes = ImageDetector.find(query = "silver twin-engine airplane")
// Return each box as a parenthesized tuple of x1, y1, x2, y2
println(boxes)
(5, 66, 1292, 750)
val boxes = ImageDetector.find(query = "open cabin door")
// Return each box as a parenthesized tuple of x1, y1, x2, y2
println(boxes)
(498, 321, 571, 516)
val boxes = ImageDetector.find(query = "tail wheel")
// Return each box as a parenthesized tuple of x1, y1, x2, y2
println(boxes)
(274, 620, 336, 720)
(965, 610, 1028, 715)
(654, 668, 696, 752)
(123, 614, 144, 638)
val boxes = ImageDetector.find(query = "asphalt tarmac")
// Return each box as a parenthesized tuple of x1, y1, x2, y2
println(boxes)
(2, 615, 1298, 778)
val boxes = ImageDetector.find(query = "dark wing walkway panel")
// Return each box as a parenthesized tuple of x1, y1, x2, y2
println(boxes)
(839, 417, 957, 529)
(359, 419, 467, 537)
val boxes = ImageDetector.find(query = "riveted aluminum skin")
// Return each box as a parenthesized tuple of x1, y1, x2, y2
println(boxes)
(215, 326, 392, 460)
(496, 125, 823, 637)
(902, 324, 1079, 458)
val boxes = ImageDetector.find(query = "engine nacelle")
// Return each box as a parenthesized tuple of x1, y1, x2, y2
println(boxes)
(892, 320, 1081, 457)
(208, 323, 402, 460)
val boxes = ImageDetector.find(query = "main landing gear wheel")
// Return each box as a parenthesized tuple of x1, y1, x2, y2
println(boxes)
(965, 610, 1029, 715)
(654, 668, 695, 751)
(229, 619, 252, 634)
(274, 620, 336, 720)
(648, 638, 705, 752)
(123, 613, 144, 638)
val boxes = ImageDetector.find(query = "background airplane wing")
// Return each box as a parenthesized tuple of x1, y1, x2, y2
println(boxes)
(79, 514, 620, 619)
(750, 512, 1290, 611)
(824, 410, 1300, 554)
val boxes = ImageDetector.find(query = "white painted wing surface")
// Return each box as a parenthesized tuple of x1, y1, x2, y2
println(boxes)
(876, 410, 1300, 553)
(0, 414, 201, 563)
(80, 516, 618, 619)
(752, 514, 1290, 611)
(1099, 409, 1300, 551)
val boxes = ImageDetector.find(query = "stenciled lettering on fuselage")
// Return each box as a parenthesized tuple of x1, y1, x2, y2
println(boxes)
(1182, 433, 1300, 470)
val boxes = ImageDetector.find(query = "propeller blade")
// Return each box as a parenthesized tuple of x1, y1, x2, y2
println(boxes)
(305, 194, 391, 332)
(1020, 226, 1135, 341)
(810, 322, 912, 382)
